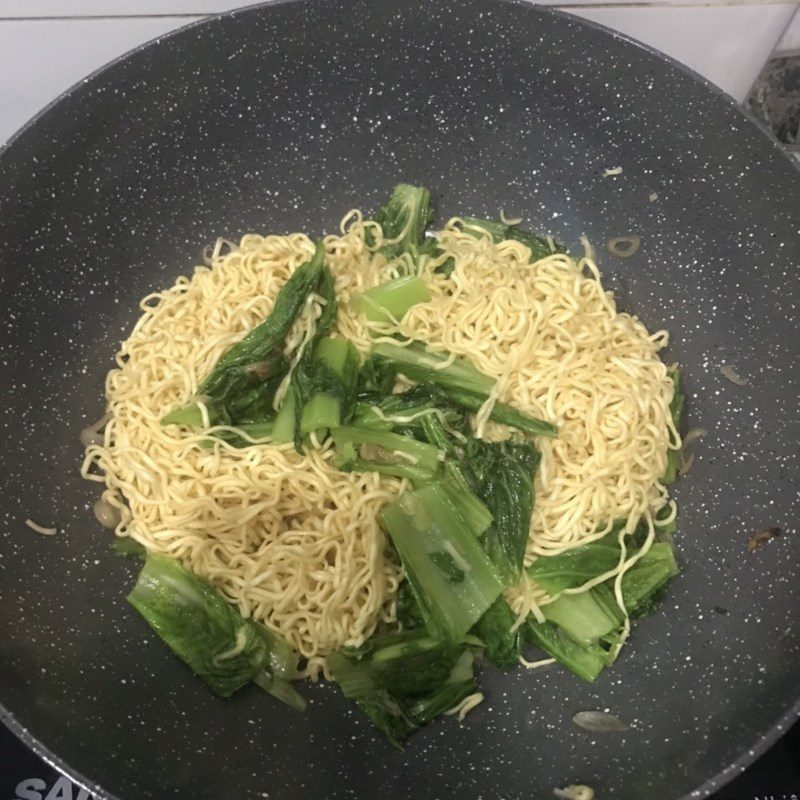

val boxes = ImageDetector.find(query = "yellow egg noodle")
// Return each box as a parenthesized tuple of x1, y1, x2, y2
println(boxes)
(82, 211, 679, 682)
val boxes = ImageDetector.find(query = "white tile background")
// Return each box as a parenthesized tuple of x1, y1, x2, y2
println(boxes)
(0, 0, 798, 145)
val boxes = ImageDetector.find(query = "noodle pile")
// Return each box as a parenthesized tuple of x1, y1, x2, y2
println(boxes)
(82, 212, 678, 678)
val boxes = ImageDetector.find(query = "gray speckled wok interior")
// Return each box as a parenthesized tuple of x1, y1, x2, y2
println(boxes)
(0, 1, 798, 798)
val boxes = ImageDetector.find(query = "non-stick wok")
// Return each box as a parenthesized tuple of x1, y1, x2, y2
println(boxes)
(0, 1, 798, 798)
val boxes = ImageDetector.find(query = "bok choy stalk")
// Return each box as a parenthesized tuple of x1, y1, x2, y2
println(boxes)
(128, 553, 305, 709)
(328, 629, 477, 748)
(162, 242, 326, 430)
(523, 620, 610, 683)
(381, 482, 505, 642)
(285, 262, 340, 450)
(373, 341, 493, 395)
(331, 426, 444, 475)
(298, 337, 360, 436)
(356, 276, 431, 324)
(522, 588, 625, 683)
(371, 341, 557, 438)
(540, 584, 624, 647)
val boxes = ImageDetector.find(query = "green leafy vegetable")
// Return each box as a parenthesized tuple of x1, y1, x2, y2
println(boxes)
(128, 553, 302, 707)
(396, 580, 425, 630)
(507, 228, 567, 262)
(381, 482, 505, 642)
(328, 629, 477, 748)
(162, 242, 326, 430)
(357, 276, 431, 324)
(111, 536, 147, 559)
(523, 620, 609, 683)
(464, 438, 540, 585)
(462, 217, 509, 243)
(355, 356, 397, 398)
(472, 597, 521, 670)
(331, 426, 444, 474)
(527, 522, 626, 595)
(373, 341, 494, 395)
(353, 384, 459, 429)
(334, 437, 436, 485)
(370, 184, 432, 261)
(286, 262, 339, 449)
(372, 341, 557, 438)
(460, 216, 566, 261)
(298, 337, 360, 436)
(663, 365, 684, 484)
(528, 520, 679, 616)
(621, 542, 679, 616)
(444, 387, 558, 438)
(540, 584, 623, 647)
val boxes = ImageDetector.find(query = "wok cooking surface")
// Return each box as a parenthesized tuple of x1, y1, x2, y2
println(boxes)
(0, 1, 798, 799)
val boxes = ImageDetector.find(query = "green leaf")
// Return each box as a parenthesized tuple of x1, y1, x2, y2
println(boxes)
(355, 356, 397, 398)
(206, 243, 325, 381)
(528, 519, 679, 617)
(328, 628, 477, 748)
(472, 597, 521, 670)
(370, 184, 433, 261)
(463, 438, 540, 585)
(128, 553, 298, 698)
(527, 522, 627, 594)
(396, 580, 425, 630)
(161, 242, 326, 431)
(621, 542, 679, 616)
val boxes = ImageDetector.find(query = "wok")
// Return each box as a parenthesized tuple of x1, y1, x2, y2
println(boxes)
(0, 1, 798, 798)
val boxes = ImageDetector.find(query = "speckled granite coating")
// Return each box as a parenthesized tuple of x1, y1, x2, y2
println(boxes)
(0, 2, 798, 799)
